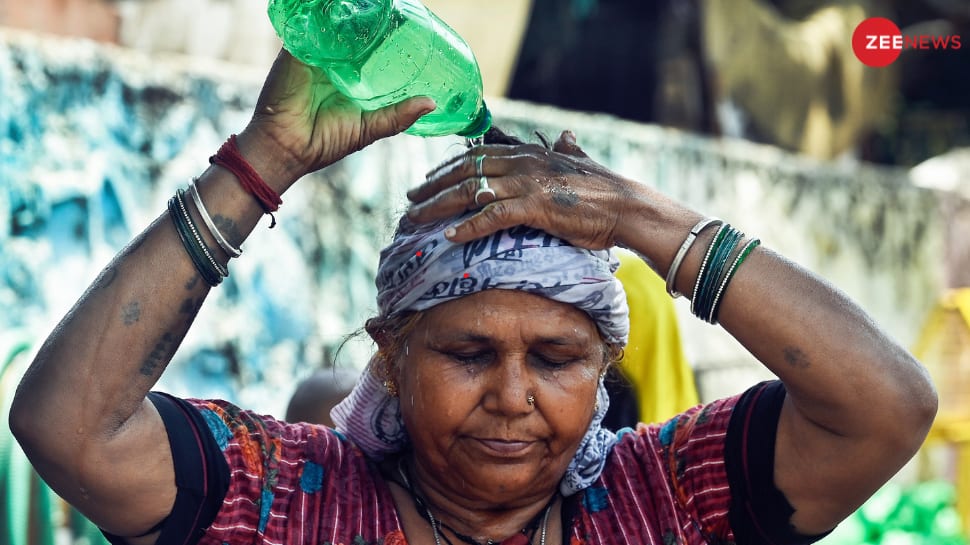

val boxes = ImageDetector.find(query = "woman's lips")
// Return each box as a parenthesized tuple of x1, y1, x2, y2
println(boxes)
(473, 438, 535, 456)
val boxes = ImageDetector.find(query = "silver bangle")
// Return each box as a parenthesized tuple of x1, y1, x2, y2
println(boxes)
(666, 217, 722, 298)
(188, 178, 242, 258)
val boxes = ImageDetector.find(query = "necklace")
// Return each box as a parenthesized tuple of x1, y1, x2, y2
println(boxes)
(397, 458, 555, 545)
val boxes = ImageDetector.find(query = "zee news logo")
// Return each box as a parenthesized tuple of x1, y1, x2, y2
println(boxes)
(852, 17, 962, 67)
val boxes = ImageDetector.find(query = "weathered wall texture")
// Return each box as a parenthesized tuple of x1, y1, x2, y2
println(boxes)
(0, 30, 953, 414)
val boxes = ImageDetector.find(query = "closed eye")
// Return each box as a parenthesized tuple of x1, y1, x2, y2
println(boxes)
(448, 351, 493, 366)
(529, 353, 579, 370)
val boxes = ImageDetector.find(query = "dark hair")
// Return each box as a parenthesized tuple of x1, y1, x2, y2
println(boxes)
(364, 311, 424, 383)
(471, 126, 553, 148)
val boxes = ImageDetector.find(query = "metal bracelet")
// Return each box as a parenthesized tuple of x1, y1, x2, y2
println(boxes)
(665, 217, 722, 298)
(188, 178, 242, 258)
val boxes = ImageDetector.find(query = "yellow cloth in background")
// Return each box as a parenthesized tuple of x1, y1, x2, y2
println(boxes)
(614, 250, 700, 424)
(913, 288, 970, 536)
(912, 287, 970, 417)
(955, 289, 970, 331)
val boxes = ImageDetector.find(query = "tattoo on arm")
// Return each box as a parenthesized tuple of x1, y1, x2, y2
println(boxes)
(179, 297, 203, 316)
(122, 301, 141, 325)
(185, 274, 201, 291)
(139, 333, 176, 377)
(94, 235, 148, 291)
(784, 347, 811, 369)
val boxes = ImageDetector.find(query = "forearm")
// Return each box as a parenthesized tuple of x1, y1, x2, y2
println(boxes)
(617, 184, 935, 435)
(10, 129, 299, 457)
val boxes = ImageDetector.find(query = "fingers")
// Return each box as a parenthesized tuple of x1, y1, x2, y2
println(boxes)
(552, 131, 589, 158)
(406, 135, 592, 242)
(406, 176, 485, 222)
(408, 146, 521, 203)
(411, 135, 584, 204)
(362, 97, 437, 142)
(443, 199, 532, 243)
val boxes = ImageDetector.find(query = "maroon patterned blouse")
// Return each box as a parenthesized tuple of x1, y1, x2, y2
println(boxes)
(117, 381, 823, 545)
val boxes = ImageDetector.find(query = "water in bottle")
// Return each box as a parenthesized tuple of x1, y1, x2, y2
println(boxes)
(268, 0, 492, 137)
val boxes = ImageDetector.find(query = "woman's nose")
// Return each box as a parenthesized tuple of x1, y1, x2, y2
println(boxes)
(481, 355, 534, 415)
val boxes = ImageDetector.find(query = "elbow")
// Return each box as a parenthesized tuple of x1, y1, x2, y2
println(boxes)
(907, 353, 939, 427)
(911, 367, 939, 436)
(8, 370, 66, 457)
(885, 356, 939, 452)
(8, 385, 41, 451)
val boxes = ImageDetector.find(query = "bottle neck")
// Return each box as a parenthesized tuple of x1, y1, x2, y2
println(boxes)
(458, 102, 493, 138)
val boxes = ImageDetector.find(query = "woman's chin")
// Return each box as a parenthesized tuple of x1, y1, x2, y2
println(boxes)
(437, 459, 561, 504)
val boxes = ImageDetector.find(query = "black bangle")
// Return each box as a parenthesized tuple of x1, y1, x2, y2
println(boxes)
(168, 192, 224, 287)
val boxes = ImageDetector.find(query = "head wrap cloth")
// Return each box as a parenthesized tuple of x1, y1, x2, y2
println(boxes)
(332, 212, 630, 496)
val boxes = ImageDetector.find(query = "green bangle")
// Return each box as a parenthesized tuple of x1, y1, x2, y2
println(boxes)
(690, 223, 729, 318)
(693, 225, 742, 322)
(709, 238, 761, 323)
(698, 226, 743, 321)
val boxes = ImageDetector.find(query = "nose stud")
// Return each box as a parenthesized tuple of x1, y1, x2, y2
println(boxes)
(526, 394, 536, 406)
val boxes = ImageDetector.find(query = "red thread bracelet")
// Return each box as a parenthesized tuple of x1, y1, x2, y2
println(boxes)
(210, 134, 283, 227)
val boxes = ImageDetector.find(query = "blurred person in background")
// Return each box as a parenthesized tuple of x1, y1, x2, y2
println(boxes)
(285, 367, 360, 427)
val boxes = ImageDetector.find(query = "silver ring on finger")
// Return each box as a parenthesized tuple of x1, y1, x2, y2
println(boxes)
(475, 154, 486, 179)
(474, 175, 496, 207)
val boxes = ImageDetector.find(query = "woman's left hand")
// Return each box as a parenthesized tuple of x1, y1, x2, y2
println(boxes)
(405, 131, 641, 250)
(241, 49, 436, 184)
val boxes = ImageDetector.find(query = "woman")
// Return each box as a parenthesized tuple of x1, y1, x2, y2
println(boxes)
(9, 50, 936, 545)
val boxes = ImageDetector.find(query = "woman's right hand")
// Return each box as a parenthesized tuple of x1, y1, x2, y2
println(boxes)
(242, 49, 436, 182)
(404, 131, 662, 251)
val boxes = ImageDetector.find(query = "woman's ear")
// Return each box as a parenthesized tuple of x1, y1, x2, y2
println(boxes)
(365, 318, 389, 347)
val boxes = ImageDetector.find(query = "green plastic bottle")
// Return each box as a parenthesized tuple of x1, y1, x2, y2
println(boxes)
(267, 0, 492, 138)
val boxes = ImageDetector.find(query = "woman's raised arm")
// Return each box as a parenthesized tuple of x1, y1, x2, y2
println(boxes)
(405, 131, 938, 536)
(8, 50, 434, 541)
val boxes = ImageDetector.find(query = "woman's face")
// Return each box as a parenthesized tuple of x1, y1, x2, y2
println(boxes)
(394, 289, 606, 507)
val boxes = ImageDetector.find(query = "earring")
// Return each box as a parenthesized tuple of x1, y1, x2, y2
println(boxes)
(384, 380, 399, 398)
